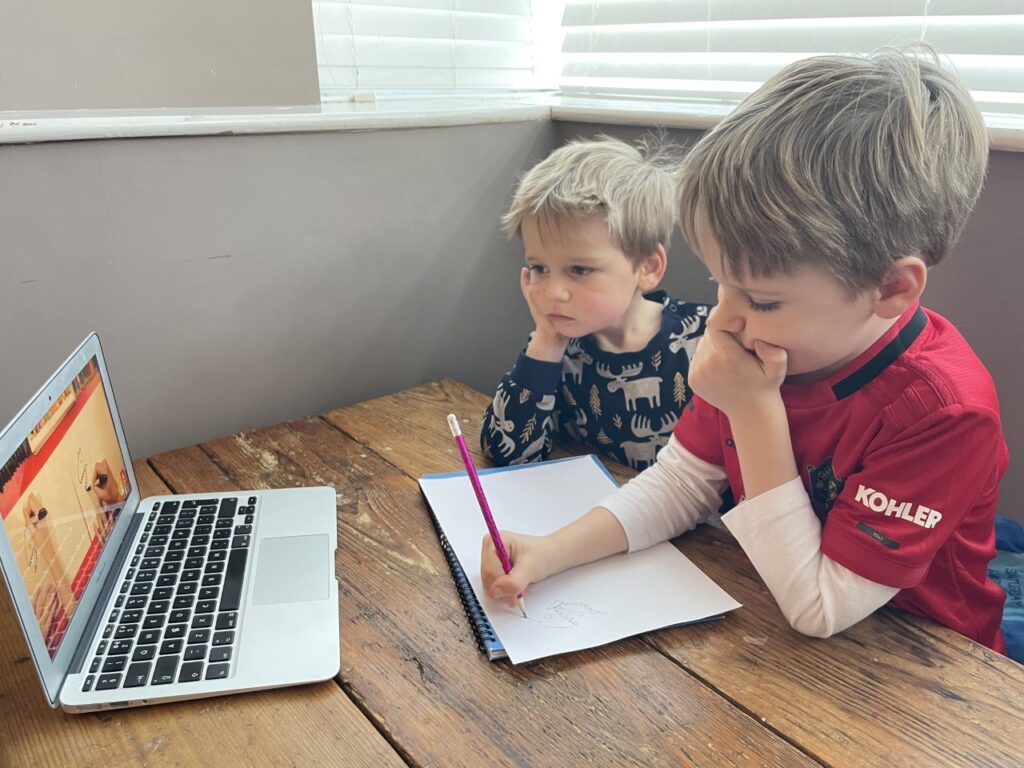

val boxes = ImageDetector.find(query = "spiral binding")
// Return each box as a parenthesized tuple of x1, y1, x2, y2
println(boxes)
(426, 506, 500, 651)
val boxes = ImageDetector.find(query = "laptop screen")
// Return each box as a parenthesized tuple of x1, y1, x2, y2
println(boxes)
(0, 355, 131, 659)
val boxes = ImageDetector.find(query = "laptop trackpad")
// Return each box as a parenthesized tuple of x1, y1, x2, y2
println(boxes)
(252, 535, 330, 605)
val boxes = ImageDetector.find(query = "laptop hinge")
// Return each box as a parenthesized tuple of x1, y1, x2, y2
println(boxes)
(66, 510, 146, 675)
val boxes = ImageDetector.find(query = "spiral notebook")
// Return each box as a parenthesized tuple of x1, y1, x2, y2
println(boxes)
(418, 455, 741, 665)
(425, 505, 506, 659)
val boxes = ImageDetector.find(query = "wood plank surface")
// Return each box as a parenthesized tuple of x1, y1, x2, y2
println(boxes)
(149, 414, 820, 767)
(324, 379, 1024, 768)
(0, 462, 405, 768)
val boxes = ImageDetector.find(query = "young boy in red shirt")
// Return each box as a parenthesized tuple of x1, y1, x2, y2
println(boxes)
(481, 47, 1009, 652)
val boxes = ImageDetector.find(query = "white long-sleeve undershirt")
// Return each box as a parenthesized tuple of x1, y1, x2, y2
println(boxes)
(601, 436, 899, 638)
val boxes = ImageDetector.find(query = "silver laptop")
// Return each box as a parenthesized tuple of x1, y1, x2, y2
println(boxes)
(0, 333, 340, 712)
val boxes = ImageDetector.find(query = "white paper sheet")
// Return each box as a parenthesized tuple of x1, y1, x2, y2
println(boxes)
(419, 455, 741, 663)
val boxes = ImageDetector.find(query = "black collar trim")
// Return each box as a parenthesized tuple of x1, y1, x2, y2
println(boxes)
(831, 307, 927, 400)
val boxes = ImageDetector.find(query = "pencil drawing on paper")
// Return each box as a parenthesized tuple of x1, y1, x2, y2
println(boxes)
(533, 599, 606, 629)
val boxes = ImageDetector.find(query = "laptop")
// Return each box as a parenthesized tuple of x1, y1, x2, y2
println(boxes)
(0, 333, 340, 712)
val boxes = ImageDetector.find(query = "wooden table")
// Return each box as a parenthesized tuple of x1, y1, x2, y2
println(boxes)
(2, 380, 1022, 767)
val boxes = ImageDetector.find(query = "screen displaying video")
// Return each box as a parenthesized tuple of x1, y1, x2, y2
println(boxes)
(0, 357, 131, 658)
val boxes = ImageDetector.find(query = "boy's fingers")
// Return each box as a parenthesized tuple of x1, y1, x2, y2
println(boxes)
(753, 340, 788, 378)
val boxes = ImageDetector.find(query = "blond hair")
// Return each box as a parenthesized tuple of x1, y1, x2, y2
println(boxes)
(503, 135, 680, 265)
(678, 45, 988, 291)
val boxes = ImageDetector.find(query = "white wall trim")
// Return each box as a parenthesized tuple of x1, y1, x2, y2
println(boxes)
(2, 95, 1021, 151)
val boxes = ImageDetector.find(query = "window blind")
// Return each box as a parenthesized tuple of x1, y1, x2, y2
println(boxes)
(313, 0, 555, 100)
(559, 1, 1024, 120)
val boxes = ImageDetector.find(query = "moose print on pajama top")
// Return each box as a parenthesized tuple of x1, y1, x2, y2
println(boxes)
(480, 292, 711, 469)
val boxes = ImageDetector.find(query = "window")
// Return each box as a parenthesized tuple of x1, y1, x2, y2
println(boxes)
(313, 0, 564, 101)
(558, 1, 1024, 129)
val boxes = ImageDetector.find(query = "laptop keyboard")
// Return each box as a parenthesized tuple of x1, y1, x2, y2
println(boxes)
(81, 495, 257, 693)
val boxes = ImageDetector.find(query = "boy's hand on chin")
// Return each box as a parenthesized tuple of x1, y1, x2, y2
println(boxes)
(521, 267, 570, 360)
(690, 328, 788, 416)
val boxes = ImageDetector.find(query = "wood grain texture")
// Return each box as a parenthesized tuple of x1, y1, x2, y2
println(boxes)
(326, 380, 1024, 768)
(149, 412, 818, 768)
(0, 467, 404, 768)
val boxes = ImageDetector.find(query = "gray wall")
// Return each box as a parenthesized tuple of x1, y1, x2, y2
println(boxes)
(0, 2, 319, 110)
(560, 122, 1024, 523)
(0, 120, 554, 460)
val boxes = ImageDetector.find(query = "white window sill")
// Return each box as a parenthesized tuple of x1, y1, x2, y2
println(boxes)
(1, 94, 1020, 152)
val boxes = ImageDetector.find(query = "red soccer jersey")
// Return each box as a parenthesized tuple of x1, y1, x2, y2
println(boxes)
(676, 304, 1009, 652)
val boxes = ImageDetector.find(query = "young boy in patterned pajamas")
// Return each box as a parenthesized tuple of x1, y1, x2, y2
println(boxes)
(481, 136, 712, 470)
(482, 48, 1009, 653)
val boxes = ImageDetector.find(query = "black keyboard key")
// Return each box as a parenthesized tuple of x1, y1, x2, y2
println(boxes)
(192, 535, 212, 546)
(148, 600, 171, 614)
(247, 496, 256, 505)
(184, 644, 207, 661)
(133, 645, 156, 661)
(209, 646, 232, 663)
(172, 529, 190, 541)
(215, 518, 233, 530)
(152, 656, 178, 685)
(220, 548, 248, 611)
(208, 549, 227, 562)
(136, 569, 157, 583)
(125, 596, 146, 610)
(82, 674, 95, 692)
(233, 524, 252, 536)
(108, 609, 120, 623)
(115, 595, 125, 608)
(124, 661, 152, 688)
(165, 624, 187, 639)
(161, 561, 182, 574)
(142, 558, 161, 570)
(231, 535, 251, 549)
(192, 614, 213, 628)
(89, 658, 101, 673)
(173, 595, 195, 609)
(216, 612, 238, 630)
(188, 546, 207, 559)
(97, 673, 122, 690)
(160, 639, 184, 655)
(185, 557, 204, 569)
(202, 574, 221, 587)
(149, 535, 168, 546)
(139, 630, 161, 645)
(130, 583, 151, 596)
(205, 663, 230, 680)
(102, 656, 127, 672)
(154, 587, 174, 600)
(165, 550, 185, 562)
(178, 582, 198, 596)
(108, 639, 132, 655)
(199, 587, 219, 600)
(245, 514, 254, 525)
(198, 514, 215, 525)
(183, 499, 200, 509)
(212, 529, 230, 540)
(161, 500, 181, 515)
(212, 630, 234, 646)
(168, 540, 187, 551)
(96, 640, 109, 655)
(115, 624, 139, 639)
(119, 610, 143, 624)
(102, 624, 114, 639)
(154, 524, 172, 535)
(169, 609, 190, 624)
(181, 569, 201, 582)
(143, 615, 165, 630)
(219, 498, 238, 518)
(179, 661, 204, 683)
(156, 574, 177, 587)
(196, 600, 217, 614)
(188, 629, 211, 645)
(210, 539, 229, 551)
(205, 561, 225, 575)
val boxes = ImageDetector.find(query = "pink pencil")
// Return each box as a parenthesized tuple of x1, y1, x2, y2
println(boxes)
(447, 414, 527, 618)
